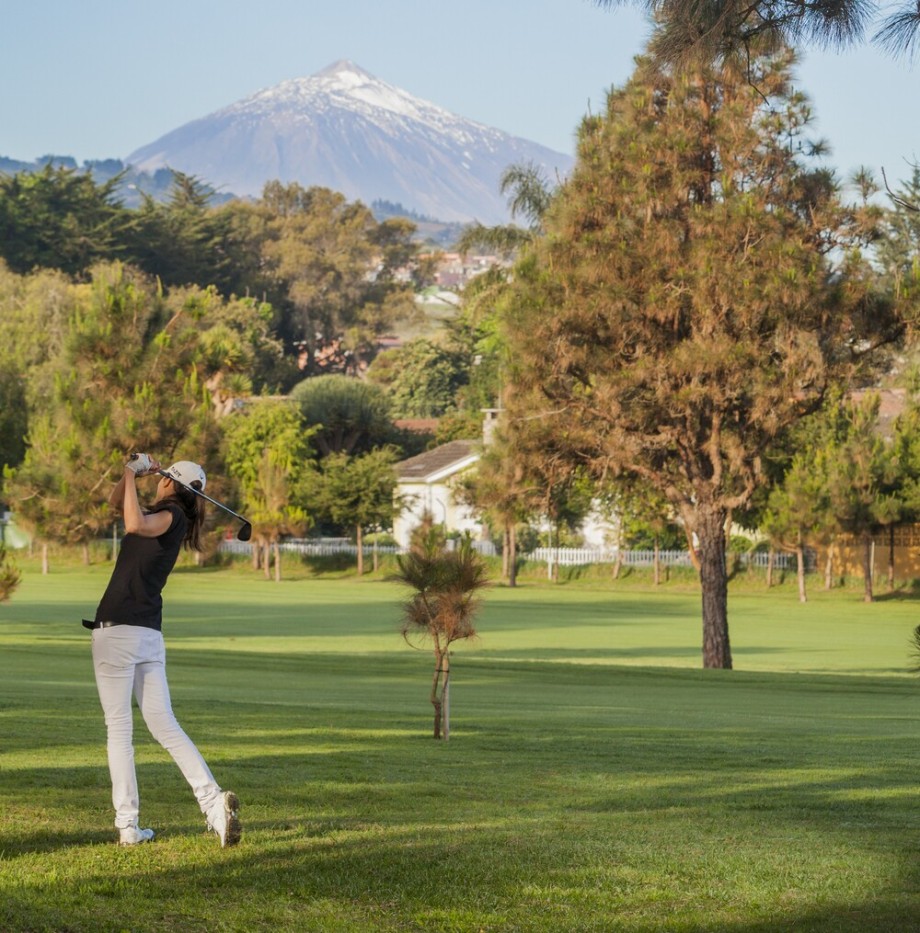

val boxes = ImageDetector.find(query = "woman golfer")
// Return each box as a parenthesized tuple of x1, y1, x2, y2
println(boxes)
(86, 453, 241, 847)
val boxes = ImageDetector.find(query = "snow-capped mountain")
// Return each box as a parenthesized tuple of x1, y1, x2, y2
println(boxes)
(126, 61, 574, 224)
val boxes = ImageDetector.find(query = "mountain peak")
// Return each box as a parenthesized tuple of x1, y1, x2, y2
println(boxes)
(314, 59, 375, 81)
(126, 65, 574, 224)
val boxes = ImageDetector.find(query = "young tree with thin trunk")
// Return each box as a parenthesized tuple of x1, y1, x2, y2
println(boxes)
(316, 448, 402, 575)
(455, 425, 541, 587)
(395, 519, 488, 740)
(761, 455, 827, 602)
(503, 46, 890, 668)
(601, 479, 683, 586)
(222, 401, 317, 581)
(817, 391, 920, 602)
(887, 394, 920, 588)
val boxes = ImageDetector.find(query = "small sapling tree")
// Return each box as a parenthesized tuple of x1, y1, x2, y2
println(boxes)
(395, 517, 488, 739)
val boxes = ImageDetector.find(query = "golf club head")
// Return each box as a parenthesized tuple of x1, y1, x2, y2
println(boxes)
(237, 522, 253, 542)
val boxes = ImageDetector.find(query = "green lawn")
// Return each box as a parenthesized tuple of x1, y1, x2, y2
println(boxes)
(3, 564, 920, 931)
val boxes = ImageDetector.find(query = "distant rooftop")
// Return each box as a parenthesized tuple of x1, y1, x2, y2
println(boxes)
(396, 439, 479, 482)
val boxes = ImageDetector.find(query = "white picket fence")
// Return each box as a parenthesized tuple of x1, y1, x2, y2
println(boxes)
(220, 538, 499, 558)
(527, 547, 809, 569)
(220, 539, 401, 558)
(218, 538, 810, 570)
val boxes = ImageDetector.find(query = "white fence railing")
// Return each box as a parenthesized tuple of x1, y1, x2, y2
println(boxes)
(220, 538, 499, 558)
(527, 547, 812, 570)
(218, 539, 812, 571)
(220, 539, 401, 558)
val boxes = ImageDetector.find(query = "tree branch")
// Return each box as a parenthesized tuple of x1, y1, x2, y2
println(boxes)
(882, 166, 920, 213)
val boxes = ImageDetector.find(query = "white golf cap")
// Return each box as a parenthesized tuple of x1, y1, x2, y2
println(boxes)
(164, 460, 207, 491)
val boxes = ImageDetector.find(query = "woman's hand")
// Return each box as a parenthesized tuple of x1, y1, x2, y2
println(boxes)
(125, 453, 162, 477)
(115, 454, 170, 534)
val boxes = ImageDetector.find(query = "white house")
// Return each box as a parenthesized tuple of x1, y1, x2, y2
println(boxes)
(392, 413, 618, 549)
(392, 439, 483, 547)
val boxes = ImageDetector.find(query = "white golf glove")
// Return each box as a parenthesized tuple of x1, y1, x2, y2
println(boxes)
(126, 453, 154, 475)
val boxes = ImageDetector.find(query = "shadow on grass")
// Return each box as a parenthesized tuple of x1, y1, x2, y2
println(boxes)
(871, 588, 920, 603)
(2, 812, 920, 933)
(463, 645, 793, 662)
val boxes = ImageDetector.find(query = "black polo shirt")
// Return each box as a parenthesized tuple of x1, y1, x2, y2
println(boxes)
(94, 503, 187, 631)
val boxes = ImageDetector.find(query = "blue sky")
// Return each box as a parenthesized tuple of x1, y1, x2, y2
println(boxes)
(2, 0, 917, 192)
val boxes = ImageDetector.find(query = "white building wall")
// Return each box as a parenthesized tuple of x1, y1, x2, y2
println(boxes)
(393, 479, 483, 547)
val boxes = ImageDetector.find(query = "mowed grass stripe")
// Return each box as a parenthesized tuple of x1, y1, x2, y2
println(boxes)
(6, 566, 919, 673)
(2, 567, 920, 930)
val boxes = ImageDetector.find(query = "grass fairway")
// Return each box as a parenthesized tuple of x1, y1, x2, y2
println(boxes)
(3, 565, 920, 931)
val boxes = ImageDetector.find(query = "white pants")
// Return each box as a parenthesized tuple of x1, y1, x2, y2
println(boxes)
(92, 625, 222, 829)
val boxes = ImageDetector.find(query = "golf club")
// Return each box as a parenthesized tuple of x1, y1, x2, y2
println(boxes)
(127, 457, 252, 541)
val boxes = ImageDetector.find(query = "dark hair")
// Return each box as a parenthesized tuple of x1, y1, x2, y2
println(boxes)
(161, 482, 205, 551)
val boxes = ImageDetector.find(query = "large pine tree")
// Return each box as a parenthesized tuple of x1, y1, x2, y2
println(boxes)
(504, 47, 892, 668)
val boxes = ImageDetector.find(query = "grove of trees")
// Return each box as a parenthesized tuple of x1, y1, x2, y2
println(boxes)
(1, 28, 919, 679)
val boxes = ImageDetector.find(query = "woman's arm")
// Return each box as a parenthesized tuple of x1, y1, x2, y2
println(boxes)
(109, 473, 127, 512)
(121, 467, 172, 538)
(110, 454, 159, 513)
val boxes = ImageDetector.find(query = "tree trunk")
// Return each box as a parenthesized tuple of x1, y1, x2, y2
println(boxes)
(697, 506, 731, 669)
(263, 539, 271, 579)
(888, 526, 895, 592)
(684, 524, 701, 572)
(356, 525, 364, 576)
(766, 548, 775, 588)
(613, 524, 624, 579)
(824, 540, 835, 590)
(252, 538, 262, 570)
(82, 542, 90, 565)
(508, 523, 518, 588)
(41, 541, 49, 575)
(862, 532, 874, 603)
(796, 539, 807, 603)
(273, 541, 281, 582)
(442, 652, 451, 742)
(431, 647, 444, 740)
(653, 535, 661, 586)
(552, 524, 560, 582)
(373, 534, 379, 573)
(501, 524, 510, 579)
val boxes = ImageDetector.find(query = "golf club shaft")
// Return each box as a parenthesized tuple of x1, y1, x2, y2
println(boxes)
(155, 468, 250, 526)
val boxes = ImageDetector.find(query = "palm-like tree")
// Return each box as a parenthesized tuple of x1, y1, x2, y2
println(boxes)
(455, 161, 554, 258)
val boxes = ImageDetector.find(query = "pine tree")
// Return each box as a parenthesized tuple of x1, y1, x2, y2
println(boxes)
(504, 47, 890, 667)
(395, 524, 488, 739)
(594, 0, 920, 63)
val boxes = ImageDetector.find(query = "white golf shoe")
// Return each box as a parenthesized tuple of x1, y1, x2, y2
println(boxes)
(119, 824, 155, 846)
(206, 791, 241, 848)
